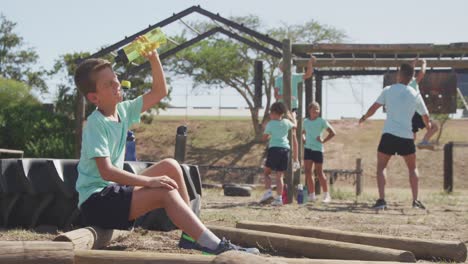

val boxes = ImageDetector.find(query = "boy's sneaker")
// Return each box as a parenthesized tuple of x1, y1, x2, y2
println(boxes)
(308, 194, 317, 202)
(412, 200, 426, 210)
(259, 190, 274, 204)
(417, 141, 434, 150)
(371, 198, 387, 210)
(271, 196, 283, 206)
(322, 194, 332, 203)
(178, 232, 260, 255)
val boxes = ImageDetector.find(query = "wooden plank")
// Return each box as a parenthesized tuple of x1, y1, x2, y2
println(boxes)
(74, 250, 213, 264)
(237, 221, 467, 263)
(208, 225, 416, 262)
(292, 43, 468, 55)
(295, 58, 468, 68)
(0, 241, 74, 264)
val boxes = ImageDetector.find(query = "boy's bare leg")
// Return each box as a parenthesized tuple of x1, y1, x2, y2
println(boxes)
(315, 163, 328, 193)
(376, 152, 392, 200)
(422, 120, 438, 143)
(304, 160, 314, 192)
(129, 187, 205, 240)
(402, 153, 419, 201)
(275, 172, 284, 197)
(263, 167, 272, 190)
(140, 158, 190, 205)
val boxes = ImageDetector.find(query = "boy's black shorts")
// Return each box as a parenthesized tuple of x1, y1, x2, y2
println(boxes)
(378, 133, 415, 156)
(304, 148, 324, 163)
(265, 147, 290, 172)
(412, 112, 425, 133)
(80, 184, 135, 230)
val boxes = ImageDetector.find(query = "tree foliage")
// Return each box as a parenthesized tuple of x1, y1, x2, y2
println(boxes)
(164, 16, 346, 139)
(0, 14, 47, 93)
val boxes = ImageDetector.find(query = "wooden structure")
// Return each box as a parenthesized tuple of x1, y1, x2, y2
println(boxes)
(281, 41, 468, 203)
(54, 227, 129, 250)
(443, 141, 468, 192)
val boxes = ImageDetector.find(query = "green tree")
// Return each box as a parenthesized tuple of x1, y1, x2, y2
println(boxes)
(0, 14, 47, 93)
(165, 16, 346, 139)
(0, 78, 74, 158)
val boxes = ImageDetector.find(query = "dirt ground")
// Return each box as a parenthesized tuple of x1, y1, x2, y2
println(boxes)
(101, 186, 467, 264)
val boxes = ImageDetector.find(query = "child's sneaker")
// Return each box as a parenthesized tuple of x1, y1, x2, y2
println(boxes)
(371, 198, 387, 210)
(308, 193, 317, 202)
(271, 196, 283, 206)
(322, 193, 332, 203)
(412, 200, 426, 210)
(179, 232, 260, 255)
(259, 190, 274, 204)
(417, 140, 434, 150)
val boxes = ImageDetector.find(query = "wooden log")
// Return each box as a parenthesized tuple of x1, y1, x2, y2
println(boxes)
(0, 241, 74, 264)
(74, 249, 405, 264)
(213, 251, 404, 264)
(74, 250, 214, 264)
(237, 221, 467, 262)
(295, 58, 468, 69)
(292, 43, 468, 55)
(54, 226, 130, 250)
(207, 226, 415, 262)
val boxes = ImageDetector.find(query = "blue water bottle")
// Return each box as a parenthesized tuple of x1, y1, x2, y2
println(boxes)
(125, 130, 137, 161)
(297, 184, 304, 204)
(303, 185, 308, 203)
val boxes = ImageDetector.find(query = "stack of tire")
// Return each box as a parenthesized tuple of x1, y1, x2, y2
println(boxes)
(0, 159, 202, 231)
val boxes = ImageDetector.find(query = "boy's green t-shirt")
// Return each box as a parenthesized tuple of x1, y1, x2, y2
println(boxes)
(264, 119, 295, 149)
(275, 73, 304, 109)
(303, 117, 330, 152)
(76, 96, 143, 207)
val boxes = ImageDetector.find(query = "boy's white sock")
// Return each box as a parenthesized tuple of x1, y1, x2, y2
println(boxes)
(197, 229, 221, 250)
(308, 192, 316, 199)
(323, 192, 330, 197)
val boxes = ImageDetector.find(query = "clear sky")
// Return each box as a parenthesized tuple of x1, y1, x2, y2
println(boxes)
(2, 0, 467, 118)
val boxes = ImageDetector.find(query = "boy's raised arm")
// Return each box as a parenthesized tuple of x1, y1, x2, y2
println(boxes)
(141, 49, 168, 113)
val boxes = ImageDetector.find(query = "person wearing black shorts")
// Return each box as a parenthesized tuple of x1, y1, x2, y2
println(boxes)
(302, 102, 336, 203)
(360, 63, 431, 210)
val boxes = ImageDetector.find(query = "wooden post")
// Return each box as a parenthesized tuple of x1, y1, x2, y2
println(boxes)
(54, 226, 130, 250)
(304, 77, 313, 118)
(443, 142, 454, 192)
(294, 67, 304, 188)
(282, 39, 293, 204)
(254, 60, 263, 108)
(356, 158, 362, 196)
(174, 126, 187, 163)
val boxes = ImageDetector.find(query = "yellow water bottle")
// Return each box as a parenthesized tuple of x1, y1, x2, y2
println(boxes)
(116, 27, 167, 64)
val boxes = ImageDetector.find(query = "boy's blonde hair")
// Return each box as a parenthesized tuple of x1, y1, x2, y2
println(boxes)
(307, 102, 321, 112)
(74, 58, 112, 97)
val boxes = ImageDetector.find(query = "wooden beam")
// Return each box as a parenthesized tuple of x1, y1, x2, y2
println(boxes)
(74, 250, 213, 264)
(0, 241, 74, 264)
(292, 43, 468, 55)
(236, 221, 467, 263)
(295, 58, 468, 68)
(207, 225, 416, 262)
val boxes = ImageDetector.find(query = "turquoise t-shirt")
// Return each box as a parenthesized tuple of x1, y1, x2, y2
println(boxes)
(264, 119, 295, 149)
(408, 77, 420, 92)
(303, 117, 330, 152)
(376, 84, 428, 139)
(275, 73, 304, 109)
(76, 96, 143, 207)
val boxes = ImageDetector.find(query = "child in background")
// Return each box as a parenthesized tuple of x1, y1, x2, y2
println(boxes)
(259, 102, 298, 206)
(302, 102, 336, 203)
